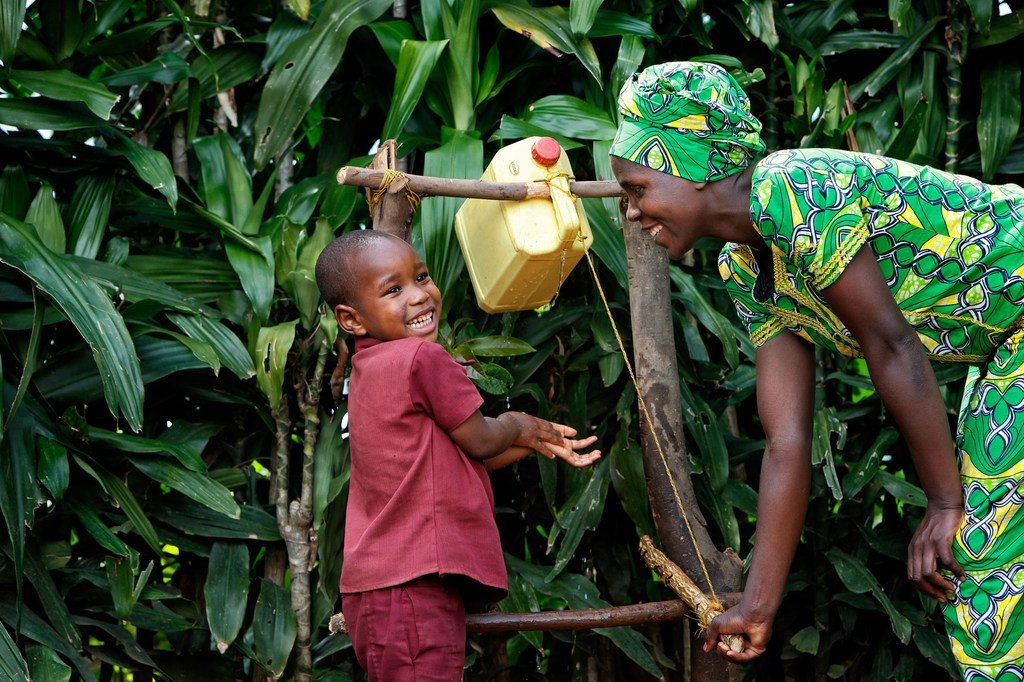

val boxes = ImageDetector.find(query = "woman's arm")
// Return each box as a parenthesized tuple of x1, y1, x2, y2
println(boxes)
(819, 248, 966, 599)
(705, 329, 816, 661)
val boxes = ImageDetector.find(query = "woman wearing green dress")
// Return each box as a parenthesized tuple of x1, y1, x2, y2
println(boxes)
(610, 61, 1024, 679)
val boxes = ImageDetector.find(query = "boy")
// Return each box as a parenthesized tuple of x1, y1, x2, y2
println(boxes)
(314, 230, 600, 681)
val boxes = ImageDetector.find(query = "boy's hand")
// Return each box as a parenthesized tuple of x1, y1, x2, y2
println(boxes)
(499, 413, 601, 467)
(544, 427, 601, 468)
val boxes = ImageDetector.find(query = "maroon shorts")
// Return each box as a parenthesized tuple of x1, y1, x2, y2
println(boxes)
(342, 575, 466, 682)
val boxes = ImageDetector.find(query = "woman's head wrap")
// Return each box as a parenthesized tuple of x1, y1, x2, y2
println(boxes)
(610, 61, 765, 183)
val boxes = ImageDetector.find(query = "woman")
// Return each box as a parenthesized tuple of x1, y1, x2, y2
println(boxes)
(610, 61, 1024, 679)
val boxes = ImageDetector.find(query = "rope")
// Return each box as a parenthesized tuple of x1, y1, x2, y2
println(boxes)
(582, 248, 721, 608)
(367, 168, 421, 219)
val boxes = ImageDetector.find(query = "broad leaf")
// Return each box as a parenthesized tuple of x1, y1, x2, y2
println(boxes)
(205, 542, 250, 653)
(12, 69, 119, 118)
(978, 60, 1021, 180)
(253, 0, 392, 168)
(381, 39, 448, 140)
(0, 217, 144, 430)
(253, 579, 297, 677)
(127, 458, 240, 519)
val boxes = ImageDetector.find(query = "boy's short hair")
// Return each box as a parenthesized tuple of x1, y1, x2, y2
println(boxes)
(315, 229, 401, 308)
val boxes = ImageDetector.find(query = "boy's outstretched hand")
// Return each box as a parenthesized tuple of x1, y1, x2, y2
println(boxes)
(541, 424, 601, 468)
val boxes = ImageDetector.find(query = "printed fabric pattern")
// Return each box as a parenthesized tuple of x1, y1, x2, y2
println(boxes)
(610, 61, 765, 183)
(718, 147, 1024, 678)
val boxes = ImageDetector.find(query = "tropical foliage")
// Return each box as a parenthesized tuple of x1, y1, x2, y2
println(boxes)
(0, 0, 1022, 679)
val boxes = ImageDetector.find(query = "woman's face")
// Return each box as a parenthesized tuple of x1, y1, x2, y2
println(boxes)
(610, 155, 709, 260)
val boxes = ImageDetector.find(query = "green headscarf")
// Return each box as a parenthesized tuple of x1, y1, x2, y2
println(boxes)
(610, 61, 765, 183)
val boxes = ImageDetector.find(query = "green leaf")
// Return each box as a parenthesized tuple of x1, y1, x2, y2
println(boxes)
(254, 321, 296, 410)
(462, 336, 535, 357)
(876, 470, 927, 507)
(24, 183, 65, 254)
(415, 128, 480, 302)
(504, 555, 661, 676)
(843, 428, 896, 498)
(609, 426, 653, 537)
(369, 20, 414, 66)
(313, 409, 347, 528)
(0, 623, 28, 681)
(89, 426, 204, 472)
(742, 0, 779, 50)
(546, 459, 609, 580)
(850, 17, 944, 100)
(253, 579, 297, 677)
(978, 60, 1022, 180)
(205, 542, 249, 653)
(0, 165, 29, 220)
(491, 4, 602, 85)
(168, 314, 255, 379)
(75, 457, 162, 554)
(253, 0, 392, 169)
(12, 69, 120, 119)
(0, 0, 26, 68)
(0, 216, 144, 430)
(72, 255, 211, 314)
(670, 267, 739, 369)
(588, 10, 657, 39)
(127, 458, 240, 519)
(818, 30, 905, 55)
(67, 174, 115, 260)
(884, 98, 929, 160)
(152, 501, 279, 541)
(790, 626, 820, 654)
(521, 95, 617, 141)
(829, 548, 911, 643)
(106, 554, 137, 619)
(569, 0, 602, 36)
(381, 39, 449, 140)
(107, 130, 178, 208)
(26, 644, 72, 682)
(263, 11, 311, 71)
(0, 98, 105, 130)
(62, 499, 132, 557)
(0, 597, 92, 681)
(194, 133, 253, 229)
(37, 438, 68, 502)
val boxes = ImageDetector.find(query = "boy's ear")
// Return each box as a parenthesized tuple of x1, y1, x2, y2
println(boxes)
(334, 304, 366, 336)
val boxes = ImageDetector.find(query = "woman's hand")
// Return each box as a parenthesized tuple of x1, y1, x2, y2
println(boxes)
(703, 603, 772, 663)
(908, 502, 966, 601)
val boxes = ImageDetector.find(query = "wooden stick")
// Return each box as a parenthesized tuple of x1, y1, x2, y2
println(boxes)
(639, 535, 745, 653)
(336, 166, 624, 200)
(328, 595, 741, 636)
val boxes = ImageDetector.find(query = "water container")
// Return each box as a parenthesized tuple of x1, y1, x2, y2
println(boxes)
(454, 136, 592, 313)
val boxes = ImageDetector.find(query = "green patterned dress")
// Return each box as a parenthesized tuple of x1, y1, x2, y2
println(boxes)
(718, 148, 1024, 679)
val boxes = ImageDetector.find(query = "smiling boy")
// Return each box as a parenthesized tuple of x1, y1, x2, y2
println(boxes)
(315, 230, 599, 681)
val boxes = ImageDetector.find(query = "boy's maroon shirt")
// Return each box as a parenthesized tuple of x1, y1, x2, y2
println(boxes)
(339, 335, 508, 599)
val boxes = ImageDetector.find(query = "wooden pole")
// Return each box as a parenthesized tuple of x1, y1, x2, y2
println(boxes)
(329, 596, 740, 636)
(337, 165, 622, 200)
(622, 218, 744, 680)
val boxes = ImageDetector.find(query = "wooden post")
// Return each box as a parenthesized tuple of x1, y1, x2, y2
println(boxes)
(622, 221, 743, 680)
(366, 140, 416, 241)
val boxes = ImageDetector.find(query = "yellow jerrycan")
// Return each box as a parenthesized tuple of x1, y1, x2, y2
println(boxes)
(454, 136, 592, 313)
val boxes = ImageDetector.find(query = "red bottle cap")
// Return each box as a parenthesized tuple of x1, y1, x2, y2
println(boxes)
(531, 137, 562, 167)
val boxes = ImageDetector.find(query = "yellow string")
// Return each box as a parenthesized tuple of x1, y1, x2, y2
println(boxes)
(367, 169, 421, 218)
(583, 248, 721, 607)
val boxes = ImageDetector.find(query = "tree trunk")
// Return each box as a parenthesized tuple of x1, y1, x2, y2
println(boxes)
(622, 222, 742, 681)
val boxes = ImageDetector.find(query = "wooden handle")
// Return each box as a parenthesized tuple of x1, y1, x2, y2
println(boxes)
(638, 536, 744, 654)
